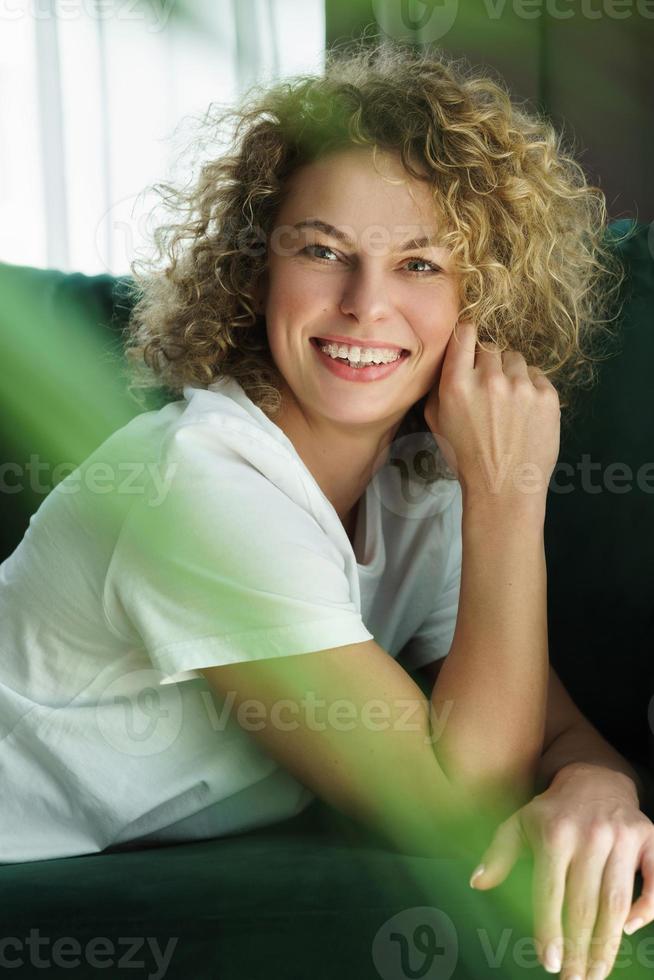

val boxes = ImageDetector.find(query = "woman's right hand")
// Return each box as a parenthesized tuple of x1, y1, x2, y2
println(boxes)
(423, 321, 561, 509)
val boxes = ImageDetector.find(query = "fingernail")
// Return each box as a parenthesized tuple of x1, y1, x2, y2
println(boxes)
(543, 938, 562, 973)
(469, 864, 485, 888)
(588, 962, 607, 980)
(624, 917, 644, 935)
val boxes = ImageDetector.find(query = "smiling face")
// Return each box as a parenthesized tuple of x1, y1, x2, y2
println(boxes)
(257, 145, 460, 443)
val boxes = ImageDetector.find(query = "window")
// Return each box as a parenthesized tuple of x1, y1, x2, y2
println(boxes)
(0, 0, 325, 274)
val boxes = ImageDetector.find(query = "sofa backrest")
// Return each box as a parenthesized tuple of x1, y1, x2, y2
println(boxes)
(542, 220, 654, 768)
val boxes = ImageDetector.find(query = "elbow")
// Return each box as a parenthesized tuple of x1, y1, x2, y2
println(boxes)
(445, 763, 539, 824)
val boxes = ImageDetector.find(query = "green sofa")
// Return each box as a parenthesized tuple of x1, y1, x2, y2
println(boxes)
(0, 219, 653, 979)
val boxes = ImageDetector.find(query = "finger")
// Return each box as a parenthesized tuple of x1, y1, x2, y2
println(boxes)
(586, 839, 642, 980)
(442, 319, 478, 380)
(500, 350, 530, 381)
(531, 844, 571, 975)
(474, 338, 504, 375)
(624, 835, 654, 933)
(470, 812, 525, 890)
(527, 364, 557, 392)
(561, 838, 614, 980)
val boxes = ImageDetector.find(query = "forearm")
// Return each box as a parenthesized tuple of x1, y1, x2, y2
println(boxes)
(535, 720, 644, 804)
(429, 497, 549, 816)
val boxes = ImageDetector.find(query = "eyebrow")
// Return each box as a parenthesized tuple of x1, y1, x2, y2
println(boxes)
(293, 218, 442, 252)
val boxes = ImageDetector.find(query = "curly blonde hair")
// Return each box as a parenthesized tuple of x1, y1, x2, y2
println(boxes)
(122, 35, 630, 480)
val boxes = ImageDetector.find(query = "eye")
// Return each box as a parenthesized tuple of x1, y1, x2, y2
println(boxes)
(404, 257, 441, 275)
(301, 244, 340, 262)
(301, 243, 441, 276)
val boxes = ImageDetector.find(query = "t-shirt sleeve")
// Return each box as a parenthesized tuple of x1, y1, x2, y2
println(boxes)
(103, 422, 374, 685)
(398, 487, 462, 673)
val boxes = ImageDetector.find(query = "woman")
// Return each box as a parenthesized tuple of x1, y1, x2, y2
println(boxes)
(1, 37, 651, 978)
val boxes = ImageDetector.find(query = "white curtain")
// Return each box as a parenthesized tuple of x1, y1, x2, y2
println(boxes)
(0, 0, 325, 275)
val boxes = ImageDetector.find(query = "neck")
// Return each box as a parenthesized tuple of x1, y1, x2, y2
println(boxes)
(273, 389, 404, 529)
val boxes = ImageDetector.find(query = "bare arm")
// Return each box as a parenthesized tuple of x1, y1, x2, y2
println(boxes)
(199, 640, 490, 861)
(197, 500, 549, 858)
(428, 497, 549, 819)
(420, 319, 561, 823)
(423, 656, 644, 807)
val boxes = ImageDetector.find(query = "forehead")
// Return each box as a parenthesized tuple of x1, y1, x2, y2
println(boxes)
(276, 146, 442, 236)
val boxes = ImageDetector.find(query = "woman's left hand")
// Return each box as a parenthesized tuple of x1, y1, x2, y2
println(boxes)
(470, 763, 654, 979)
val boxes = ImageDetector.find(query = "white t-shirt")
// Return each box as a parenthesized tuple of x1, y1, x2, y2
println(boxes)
(0, 377, 462, 863)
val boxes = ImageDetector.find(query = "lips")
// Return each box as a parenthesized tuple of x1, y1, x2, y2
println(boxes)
(310, 337, 410, 355)
(311, 338, 409, 382)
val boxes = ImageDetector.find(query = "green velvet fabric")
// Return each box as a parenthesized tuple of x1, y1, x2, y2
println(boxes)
(4, 801, 653, 980)
(1, 221, 653, 978)
(542, 221, 654, 787)
(0, 804, 550, 980)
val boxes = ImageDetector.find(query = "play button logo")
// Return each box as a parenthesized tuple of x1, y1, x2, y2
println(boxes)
(371, 0, 459, 44)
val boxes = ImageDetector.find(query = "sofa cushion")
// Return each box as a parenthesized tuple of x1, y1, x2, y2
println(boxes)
(0, 799, 614, 980)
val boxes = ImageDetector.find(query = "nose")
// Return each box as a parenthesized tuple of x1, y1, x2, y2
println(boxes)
(338, 263, 394, 324)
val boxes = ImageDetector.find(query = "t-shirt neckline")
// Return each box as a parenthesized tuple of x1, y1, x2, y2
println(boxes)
(203, 377, 382, 573)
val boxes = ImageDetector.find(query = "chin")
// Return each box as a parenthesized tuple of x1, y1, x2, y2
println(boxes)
(316, 399, 405, 428)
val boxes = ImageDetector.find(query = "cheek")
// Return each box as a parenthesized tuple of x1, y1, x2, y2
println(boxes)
(412, 320, 455, 361)
(264, 317, 283, 362)
(264, 315, 300, 376)
(409, 287, 459, 333)
(270, 262, 315, 303)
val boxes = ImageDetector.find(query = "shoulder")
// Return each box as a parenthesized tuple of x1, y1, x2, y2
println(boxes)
(112, 392, 349, 574)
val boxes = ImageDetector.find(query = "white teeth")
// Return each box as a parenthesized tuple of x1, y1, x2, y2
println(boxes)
(318, 341, 402, 365)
